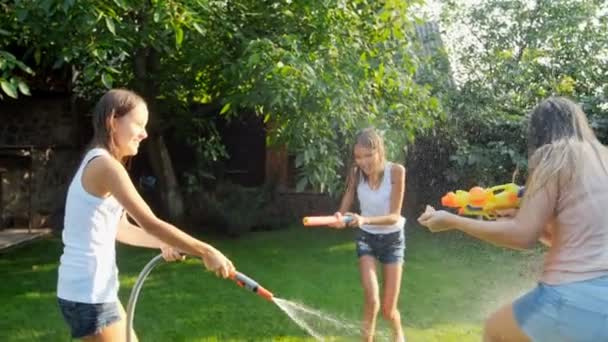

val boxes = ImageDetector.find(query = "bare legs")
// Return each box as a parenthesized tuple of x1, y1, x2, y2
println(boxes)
(82, 302, 138, 342)
(382, 262, 404, 341)
(359, 256, 404, 342)
(359, 256, 380, 342)
(483, 302, 530, 342)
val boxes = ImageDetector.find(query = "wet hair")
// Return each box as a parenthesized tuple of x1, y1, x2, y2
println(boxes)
(89, 89, 146, 162)
(525, 96, 608, 195)
(344, 127, 387, 192)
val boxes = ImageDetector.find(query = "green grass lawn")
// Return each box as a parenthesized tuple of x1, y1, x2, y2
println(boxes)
(0, 224, 543, 341)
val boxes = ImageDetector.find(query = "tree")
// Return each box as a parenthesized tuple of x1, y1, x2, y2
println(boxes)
(1, 0, 442, 208)
(1, 0, 219, 221)
(0, 2, 31, 99)
(439, 0, 608, 185)
(218, 0, 442, 193)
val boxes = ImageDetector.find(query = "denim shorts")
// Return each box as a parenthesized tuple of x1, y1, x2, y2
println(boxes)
(355, 229, 405, 264)
(513, 274, 608, 342)
(57, 297, 122, 338)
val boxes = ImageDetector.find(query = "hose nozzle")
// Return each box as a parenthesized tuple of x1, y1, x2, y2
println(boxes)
(230, 271, 274, 301)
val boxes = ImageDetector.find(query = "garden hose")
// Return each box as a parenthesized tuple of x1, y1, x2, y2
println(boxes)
(126, 254, 164, 342)
(125, 254, 274, 342)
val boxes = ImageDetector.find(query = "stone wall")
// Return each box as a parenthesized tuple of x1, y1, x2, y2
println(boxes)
(0, 94, 433, 230)
(0, 95, 85, 228)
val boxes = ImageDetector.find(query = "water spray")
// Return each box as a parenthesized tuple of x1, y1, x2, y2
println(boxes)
(126, 254, 274, 342)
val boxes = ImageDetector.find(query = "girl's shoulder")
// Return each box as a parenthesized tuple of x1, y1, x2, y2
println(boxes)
(87, 153, 121, 173)
(81, 147, 111, 164)
(388, 162, 406, 175)
(387, 162, 405, 184)
(81, 151, 124, 184)
(77, 151, 123, 200)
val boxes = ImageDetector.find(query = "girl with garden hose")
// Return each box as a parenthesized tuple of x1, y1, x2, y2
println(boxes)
(331, 127, 407, 342)
(419, 97, 608, 342)
(57, 89, 236, 341)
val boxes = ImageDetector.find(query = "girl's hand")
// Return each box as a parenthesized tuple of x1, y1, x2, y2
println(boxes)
(417, 205, 455, 232)
(160, 245, 184, 262)
(345, 212, 365, 227)
(329, 212, 347, 229)
(201, 247, 236, 279)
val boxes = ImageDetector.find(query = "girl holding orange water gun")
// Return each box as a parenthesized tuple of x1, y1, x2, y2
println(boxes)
(418, 97, 608, 342)
(331, 127, 407, 342)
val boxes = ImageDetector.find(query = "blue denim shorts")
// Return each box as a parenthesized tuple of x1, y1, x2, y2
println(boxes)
(355, 229, 405, 264)
(513, 274, 608, 342)
(57, 297, 122, 338)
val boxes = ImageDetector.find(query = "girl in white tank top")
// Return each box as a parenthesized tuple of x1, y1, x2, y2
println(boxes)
(57, 89, 236, 341)
(330, 127, 407, 342)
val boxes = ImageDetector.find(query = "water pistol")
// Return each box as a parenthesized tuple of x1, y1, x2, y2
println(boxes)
(441, 183, 525, 219)
(302, 215, 354, 227)
(230, 271, 274, 301)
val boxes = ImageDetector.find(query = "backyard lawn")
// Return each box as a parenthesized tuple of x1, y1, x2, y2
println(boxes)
(0, 224, 543, 341)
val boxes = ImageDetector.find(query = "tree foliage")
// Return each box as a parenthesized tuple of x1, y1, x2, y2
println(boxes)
(440, 0, 608, 185)
(1, 0, 441, 195)
(219, 0, 442, 193)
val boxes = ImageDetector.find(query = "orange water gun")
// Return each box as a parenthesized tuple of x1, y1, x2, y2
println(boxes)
(441, 183, 525, 219)
(302, 215, 354, 227)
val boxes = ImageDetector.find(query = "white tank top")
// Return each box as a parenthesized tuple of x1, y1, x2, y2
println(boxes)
(357, 162, 406, 234)
(57, 148, 124, 303)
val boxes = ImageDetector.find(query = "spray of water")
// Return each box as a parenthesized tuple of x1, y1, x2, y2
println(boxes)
(273, 297, 390, 341)
(274, 298, 326, 341)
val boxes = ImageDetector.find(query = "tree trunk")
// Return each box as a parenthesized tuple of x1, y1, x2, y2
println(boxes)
(134, 47, 185, 223)
(265, 144, 289, 190)
(144, 135, 184, 222)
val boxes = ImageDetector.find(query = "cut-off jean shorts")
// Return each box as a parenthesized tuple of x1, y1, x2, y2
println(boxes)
(513, 274, 608, 342)
(355, 228, 405, 264)
(58, 297, 122, 339)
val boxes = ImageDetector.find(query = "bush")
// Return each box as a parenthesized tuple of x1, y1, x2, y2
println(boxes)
(185, 181, 287, 238)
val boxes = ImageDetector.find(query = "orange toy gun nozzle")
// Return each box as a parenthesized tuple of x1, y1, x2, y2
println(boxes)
(302, 215, 353, 227)
(441, 192, 457, 207)
(230, 271, 274, 301)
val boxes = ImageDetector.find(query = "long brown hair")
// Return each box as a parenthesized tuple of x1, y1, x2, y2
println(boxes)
(344, 127, 387, 193)
(525, 96, 608, 196)
(89, 89, 146, 163)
